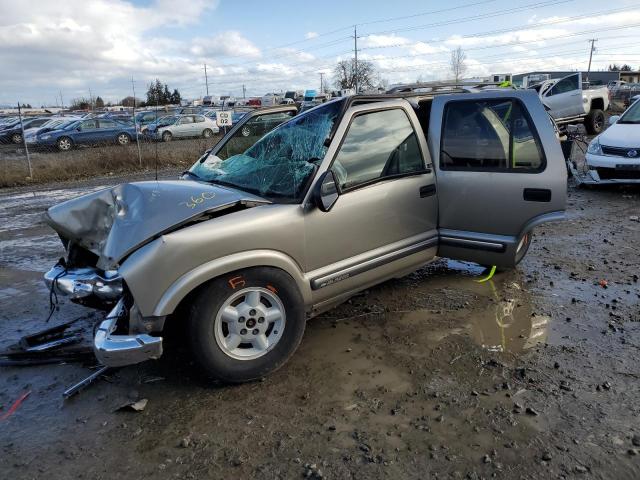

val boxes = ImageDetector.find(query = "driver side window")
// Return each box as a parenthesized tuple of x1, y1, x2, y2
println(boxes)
(80, 120, 98, 130)
(332, 109, 423, 191)
(549, 75, 579, 96)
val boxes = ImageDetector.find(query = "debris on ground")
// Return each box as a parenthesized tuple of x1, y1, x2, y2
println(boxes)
(115, 398, 148, 413)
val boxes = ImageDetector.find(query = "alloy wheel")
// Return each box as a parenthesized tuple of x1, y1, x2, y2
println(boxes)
(214, 287, 286, 361)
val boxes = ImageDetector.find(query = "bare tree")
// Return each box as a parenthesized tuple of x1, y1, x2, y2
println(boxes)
(333, 59, 376, 91)
(450, 47, 467, 84)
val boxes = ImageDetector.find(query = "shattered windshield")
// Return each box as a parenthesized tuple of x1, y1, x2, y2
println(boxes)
(189, 99, 344, 201)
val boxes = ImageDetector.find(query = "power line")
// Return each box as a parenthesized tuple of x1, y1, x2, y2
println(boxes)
(358, 4, 640, 51)
(360, 0, 575, 37)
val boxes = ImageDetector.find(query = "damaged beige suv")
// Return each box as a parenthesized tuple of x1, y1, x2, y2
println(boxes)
(44, 91, 566, 382)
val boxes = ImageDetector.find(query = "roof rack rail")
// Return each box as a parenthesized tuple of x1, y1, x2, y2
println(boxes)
(386, 81, 505, 94)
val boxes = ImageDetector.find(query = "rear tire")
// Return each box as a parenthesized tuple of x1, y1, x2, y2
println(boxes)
(241, 126, 252, 137)
(584, 109, 605, 135)
(515, 231, 532, 265)
(57, 136, 73, 151)
(187, 267, 306, 383)
(11, 133, 22, 144)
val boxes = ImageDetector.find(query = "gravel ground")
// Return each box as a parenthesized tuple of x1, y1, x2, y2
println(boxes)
(0, 170, 639, 479)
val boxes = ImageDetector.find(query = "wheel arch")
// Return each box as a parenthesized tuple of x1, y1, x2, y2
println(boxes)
(123, 249, 312, 317)
(590, 98, 605, 111)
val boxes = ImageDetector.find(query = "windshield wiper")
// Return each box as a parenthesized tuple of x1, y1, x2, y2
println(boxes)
(181, 170, 204, 181)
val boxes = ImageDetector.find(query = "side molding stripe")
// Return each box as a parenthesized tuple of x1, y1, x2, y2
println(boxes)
(310, 236, 438, 290)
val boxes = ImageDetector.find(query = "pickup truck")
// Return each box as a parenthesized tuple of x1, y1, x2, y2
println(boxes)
(42, 91, 567, 383)
(530, 72, 609, 134)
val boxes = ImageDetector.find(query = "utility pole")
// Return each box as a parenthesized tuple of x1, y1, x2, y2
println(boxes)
(319, 72, 324, 93)
(131, 77, 142, 167)
(88, 87, 94, 112)
(353, 25, 359, 94)
(17, 103, 33, 179)
(586, 39, 597, 83)
(242, 84, 246, 99)
(59, 90, 64, 109)
(203, 64, 209, 96)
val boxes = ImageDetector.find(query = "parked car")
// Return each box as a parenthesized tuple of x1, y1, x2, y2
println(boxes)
(134, 111, 161, 127)
(43, 90, 566, 383)
(30, 118, 136, 151)
(141, 115, 178, 135)
(24, 117, 82, 143)
(530, 72, 609, 134)
(578, 98, 640, 184)
(156, 114, 219, 141)
(0, 117, 51, 144)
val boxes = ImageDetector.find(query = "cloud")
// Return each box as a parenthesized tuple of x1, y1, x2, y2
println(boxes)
(305, 31, 319, 39)
(189, 32, 261, 60)
(360, 34, 411, 49)
(0, 0, 219, 103)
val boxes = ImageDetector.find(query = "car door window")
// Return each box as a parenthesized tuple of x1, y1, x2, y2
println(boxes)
(440, 99, 545, 172)
(194, 115, 206, 123)
(98, 120, 117, 129)
(178, 117, 193, 125)
(548, 75, 579, 96)
(79, 120, 98, 130)
(332, 109, 424, 190)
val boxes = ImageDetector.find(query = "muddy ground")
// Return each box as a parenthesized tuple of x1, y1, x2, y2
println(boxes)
(0, 171, 639, 479)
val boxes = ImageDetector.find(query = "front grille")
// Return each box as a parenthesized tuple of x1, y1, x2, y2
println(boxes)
(597, 167, 640, 180)
(601, 145, 640, 157)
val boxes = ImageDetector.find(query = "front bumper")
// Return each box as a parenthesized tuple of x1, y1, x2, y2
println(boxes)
(44, 264, 123, 302)
(572, 153, 640, 184)
(94, 299, 163, 367)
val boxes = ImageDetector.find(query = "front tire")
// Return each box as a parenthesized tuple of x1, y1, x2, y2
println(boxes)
(188, 268, 306, 383)
(202, 128, 213, 138)
(11, 133, 22, 144)
(241, 125, 252, 137)
(162, 131, 172, 142)
(117, 133, 131, 145)
(584, 109, 605, 135)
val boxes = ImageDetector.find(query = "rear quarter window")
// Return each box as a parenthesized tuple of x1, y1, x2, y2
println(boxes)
(440, 99, 545, 173)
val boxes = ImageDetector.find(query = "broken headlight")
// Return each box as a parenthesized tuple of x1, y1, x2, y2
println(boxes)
(587, 137, 602, 156)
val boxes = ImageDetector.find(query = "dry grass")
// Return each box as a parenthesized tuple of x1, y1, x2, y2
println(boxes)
(0, 135, 222, 188)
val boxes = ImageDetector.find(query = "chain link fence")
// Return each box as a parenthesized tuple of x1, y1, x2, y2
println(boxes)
(0, 105, 253, 187)
(609, 84, 640, 113)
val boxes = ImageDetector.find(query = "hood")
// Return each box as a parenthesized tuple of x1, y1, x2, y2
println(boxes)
(599, 123, 640, 148)
(45, 180, 267, 270)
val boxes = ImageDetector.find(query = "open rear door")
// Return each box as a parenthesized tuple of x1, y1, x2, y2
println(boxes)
(428, 90, 566, 268)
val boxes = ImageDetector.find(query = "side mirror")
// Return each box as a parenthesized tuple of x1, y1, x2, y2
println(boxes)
(313, 170, 339, 212)
(609, 115, 620, 126)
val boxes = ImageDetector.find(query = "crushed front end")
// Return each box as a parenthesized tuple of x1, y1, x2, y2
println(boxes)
(44, 250, 164, 367)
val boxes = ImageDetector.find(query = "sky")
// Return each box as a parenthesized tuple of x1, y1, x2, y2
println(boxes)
(1, 0, 640, 106)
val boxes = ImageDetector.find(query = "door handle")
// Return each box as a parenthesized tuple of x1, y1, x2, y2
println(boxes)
(523, 188, 551, 202)
(420, 184, 436, 197)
